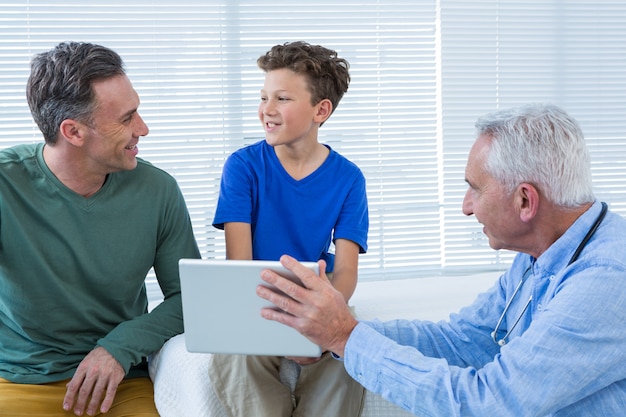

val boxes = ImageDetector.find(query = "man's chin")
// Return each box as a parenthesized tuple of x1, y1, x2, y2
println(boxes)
(126, 155, 139, 168)
(485, 235, 501, 251)
(112, 159, 138, 173)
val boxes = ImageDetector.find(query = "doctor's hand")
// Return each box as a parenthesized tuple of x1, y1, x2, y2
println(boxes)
(257, 255, 358, 358)
(63, 346, 125, 416)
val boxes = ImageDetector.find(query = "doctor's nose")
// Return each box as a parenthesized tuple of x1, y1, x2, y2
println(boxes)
(462, 190, 474, 216)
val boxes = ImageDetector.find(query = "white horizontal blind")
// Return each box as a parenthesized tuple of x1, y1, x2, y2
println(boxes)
(440, 0, 626, 272)
(1, 1, 625, 286)
(0, 0, 443, 282)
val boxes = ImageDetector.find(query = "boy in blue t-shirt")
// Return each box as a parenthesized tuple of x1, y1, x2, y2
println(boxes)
(210, 41, 369, 417)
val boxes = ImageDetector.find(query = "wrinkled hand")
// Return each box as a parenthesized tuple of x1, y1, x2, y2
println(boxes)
(63, 346, 125, 416)
(257, 255, 358, 357)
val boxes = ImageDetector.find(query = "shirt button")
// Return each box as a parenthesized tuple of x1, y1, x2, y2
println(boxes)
(537, 304, 543, 311)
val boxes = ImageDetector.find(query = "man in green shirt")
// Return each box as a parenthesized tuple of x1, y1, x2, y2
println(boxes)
(0, 42, 200, 416)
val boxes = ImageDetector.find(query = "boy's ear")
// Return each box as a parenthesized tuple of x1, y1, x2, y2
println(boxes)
(314, 99, 333, 124)
(59, 119, 88, 147)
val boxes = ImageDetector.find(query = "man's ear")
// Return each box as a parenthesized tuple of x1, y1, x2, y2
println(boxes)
(517, 182, 539, 223)
(314, 99, 333, 124)
(58, 119, 87, 147)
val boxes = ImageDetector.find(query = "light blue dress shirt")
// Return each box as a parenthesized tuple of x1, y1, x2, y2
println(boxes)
(343, 201, 626, 416)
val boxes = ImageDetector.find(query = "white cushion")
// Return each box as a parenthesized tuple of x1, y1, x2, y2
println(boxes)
(149, 272, 499, 417)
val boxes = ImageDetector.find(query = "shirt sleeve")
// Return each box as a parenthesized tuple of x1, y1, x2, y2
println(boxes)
(212, 152, 254, 229)
(343, 264, 626, 416)
(96, 179, 201, 374)
(333, 169, 369, 253)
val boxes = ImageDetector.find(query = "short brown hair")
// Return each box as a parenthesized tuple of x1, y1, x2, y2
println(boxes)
(26, 42, 125, 144)
(257, 41, 350, 115)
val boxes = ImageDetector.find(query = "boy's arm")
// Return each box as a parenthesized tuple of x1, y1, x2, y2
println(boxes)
(224, 222, 253, 260)
(284, 239, 359, 364)
(330, 238, 360, 302)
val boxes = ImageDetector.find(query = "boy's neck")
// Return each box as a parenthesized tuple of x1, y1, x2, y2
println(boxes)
(274, 142, 330, 181)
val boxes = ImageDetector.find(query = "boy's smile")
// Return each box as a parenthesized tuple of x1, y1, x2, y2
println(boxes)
(259, 68, 322, 147)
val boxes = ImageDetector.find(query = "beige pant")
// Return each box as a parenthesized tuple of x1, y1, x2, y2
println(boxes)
(0, 377, 158, 416)
(209, 352, 365, 417)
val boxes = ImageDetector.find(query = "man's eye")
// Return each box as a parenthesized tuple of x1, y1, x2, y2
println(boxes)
(122, 112, 135, 123)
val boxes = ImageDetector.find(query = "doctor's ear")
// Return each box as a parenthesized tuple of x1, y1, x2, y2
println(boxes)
(516, 182, 539, 223)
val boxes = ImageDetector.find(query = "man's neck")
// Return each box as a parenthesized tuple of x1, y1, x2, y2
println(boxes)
(529, 202, 594, 259)
(42, 144, 107, 198)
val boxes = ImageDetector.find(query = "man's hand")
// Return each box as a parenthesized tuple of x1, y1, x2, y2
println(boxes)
(257, 255, 358, 357)
(63, 346, 125, 416)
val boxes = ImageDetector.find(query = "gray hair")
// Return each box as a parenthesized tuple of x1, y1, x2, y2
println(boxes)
(475, 103, 595, 208)
(26, 42, 125, 144)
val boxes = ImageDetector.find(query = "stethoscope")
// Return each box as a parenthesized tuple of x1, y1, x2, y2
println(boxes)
(491, 202, 608, 347)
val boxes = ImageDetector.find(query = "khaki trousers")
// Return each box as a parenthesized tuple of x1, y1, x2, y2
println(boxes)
(209, 352, 365, 417)
(0, 377, 159, 417)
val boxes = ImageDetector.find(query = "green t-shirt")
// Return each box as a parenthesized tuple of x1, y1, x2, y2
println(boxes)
(0, 143, 200, 383)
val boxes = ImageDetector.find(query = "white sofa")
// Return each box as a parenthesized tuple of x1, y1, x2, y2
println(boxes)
(149, 271, 500, 417)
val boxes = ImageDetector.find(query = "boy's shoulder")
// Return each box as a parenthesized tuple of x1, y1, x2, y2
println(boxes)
(231, 139, 267, 158)
(326, 145, 362, 173)
(228, 141, 364, 178)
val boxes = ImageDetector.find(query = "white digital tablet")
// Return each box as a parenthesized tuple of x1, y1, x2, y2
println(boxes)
(179, 258, 323, 357)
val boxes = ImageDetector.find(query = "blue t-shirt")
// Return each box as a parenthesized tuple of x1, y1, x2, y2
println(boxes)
(213, 140, 368, 272)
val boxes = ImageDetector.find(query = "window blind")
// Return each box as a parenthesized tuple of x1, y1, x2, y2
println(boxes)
(440, 0, 626, 271)
(1, 1, 625, 291)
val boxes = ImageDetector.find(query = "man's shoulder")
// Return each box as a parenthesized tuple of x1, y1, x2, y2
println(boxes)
(595, 209, 626, 253)
(0, 143, 39, 164)
(135, 158, 173, 177)
(121, 158, 179, 188)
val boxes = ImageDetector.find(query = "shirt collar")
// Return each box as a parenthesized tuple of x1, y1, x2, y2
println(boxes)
(533, 200, 603, 276)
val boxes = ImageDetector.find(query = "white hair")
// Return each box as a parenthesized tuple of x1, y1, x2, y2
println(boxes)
(474, 103, 595, 208)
